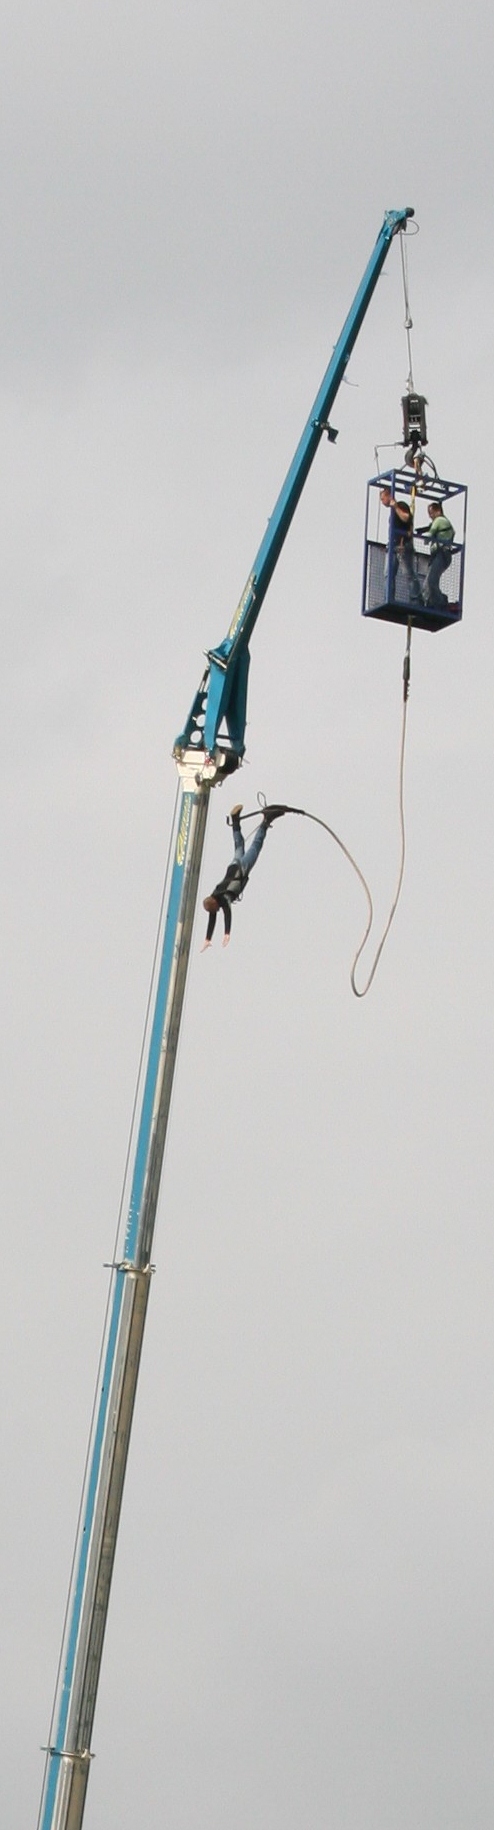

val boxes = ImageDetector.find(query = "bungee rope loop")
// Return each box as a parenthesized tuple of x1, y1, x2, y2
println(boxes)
(349, 619, 411, 997)
(230, 624, 413, 997)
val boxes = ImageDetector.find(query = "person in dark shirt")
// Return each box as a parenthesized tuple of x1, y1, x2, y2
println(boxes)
(201, 803, 287, 949)
(380, 486, 423, 606)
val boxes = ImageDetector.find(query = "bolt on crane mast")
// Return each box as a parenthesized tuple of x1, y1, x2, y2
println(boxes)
(38, 207, 413, 1830)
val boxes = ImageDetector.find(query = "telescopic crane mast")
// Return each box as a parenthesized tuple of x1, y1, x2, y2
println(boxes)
(38, 207, 413, 1830)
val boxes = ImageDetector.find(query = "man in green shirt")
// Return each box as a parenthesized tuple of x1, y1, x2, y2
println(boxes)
(422, 501, 455, 608)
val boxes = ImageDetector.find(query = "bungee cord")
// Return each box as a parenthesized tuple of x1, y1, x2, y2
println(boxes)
(226, 234, 422, 994)
(233, 625, 412, 998)
(399, 227, 415, 394)
(349, 620, 411, 996)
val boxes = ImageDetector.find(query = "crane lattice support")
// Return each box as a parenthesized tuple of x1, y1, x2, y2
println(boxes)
(38, 207, 412, 1830)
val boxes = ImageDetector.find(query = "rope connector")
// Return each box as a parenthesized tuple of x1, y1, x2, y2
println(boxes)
(403, 620, 412, 702)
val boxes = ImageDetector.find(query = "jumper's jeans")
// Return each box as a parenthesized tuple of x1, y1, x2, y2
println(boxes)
(233, 819, 266, 878)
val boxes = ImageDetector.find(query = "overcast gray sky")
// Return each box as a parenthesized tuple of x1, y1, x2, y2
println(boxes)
(1, 3, 493, 1826)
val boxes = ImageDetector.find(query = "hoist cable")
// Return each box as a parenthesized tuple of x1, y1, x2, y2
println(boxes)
(399, 228, 415, 394)
(233, 625, 412, 997)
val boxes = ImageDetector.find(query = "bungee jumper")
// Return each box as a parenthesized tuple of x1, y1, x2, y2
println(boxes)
(201, 802, 289, 948)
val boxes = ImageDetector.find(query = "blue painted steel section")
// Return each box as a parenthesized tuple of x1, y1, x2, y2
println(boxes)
(40, 788, 193, 1830)
(124, 794, 192, 1262)
(174, 208, 413, 758)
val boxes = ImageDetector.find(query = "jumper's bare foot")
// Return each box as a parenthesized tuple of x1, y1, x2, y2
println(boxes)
(222, 933, 231, 947)
(200, 939, 212, 952)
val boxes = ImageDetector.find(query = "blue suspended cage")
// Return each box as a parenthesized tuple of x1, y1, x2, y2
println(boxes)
(362, 464, 467, 632)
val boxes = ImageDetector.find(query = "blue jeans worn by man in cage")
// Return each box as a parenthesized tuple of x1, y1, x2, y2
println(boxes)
(425, 547, 452, 608)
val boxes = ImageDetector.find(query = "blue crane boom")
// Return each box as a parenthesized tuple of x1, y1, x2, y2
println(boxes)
(38, 206, 412, 1830)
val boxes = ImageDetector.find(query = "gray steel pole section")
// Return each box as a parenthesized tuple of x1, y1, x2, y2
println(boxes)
(38, 759, 212, 1830)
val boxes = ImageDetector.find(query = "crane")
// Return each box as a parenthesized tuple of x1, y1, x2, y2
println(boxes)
(38, 206, 413, 1830)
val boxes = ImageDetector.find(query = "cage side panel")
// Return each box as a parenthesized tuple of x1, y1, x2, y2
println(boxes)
(364, 541, 462, 612)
